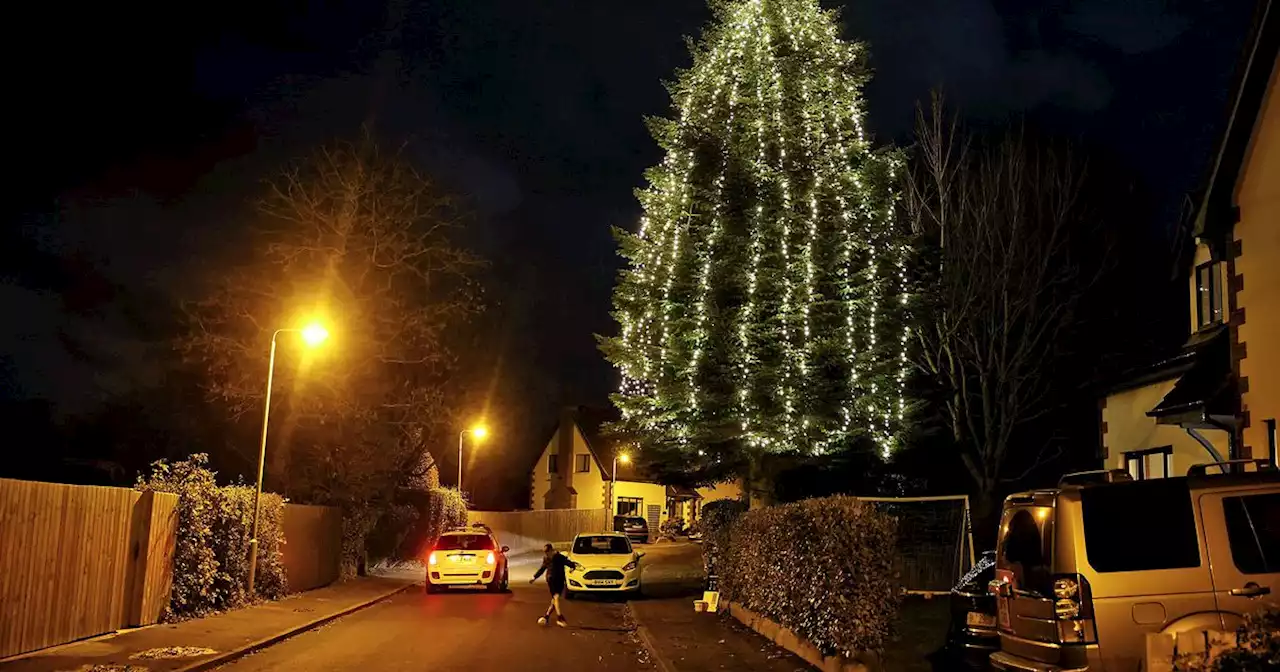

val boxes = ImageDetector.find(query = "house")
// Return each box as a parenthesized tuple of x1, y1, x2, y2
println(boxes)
(1100, 0, 1279, 478)
(529, 406, 743, 531)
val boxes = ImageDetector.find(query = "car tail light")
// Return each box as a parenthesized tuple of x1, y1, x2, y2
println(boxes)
(486, 552, 495, 565)
(428, 551, 438, 566)
(1051, 573, 1097, 645)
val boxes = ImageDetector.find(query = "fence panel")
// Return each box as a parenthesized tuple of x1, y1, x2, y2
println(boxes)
(281, 503, 342, 592)
(0, 479, 170, 658)
(468, 508, 610, 555)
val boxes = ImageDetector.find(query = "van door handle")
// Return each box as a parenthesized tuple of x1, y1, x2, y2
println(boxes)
(1229, 582, 1271, 597)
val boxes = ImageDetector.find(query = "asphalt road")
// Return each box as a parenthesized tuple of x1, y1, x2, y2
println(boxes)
(214, 543, 705, 672)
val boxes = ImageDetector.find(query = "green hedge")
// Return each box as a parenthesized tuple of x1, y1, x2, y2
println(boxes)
(137, 454, 287, 619)
(721, 496, 901, 657)
(700, 498, 747, 576)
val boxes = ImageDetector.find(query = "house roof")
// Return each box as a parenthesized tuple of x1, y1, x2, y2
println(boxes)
(1147, 327, 1237, 423)
(1193, 0, 1279, 243)
(1099, 326, 1225, 397)
(561, 405, 655, 483)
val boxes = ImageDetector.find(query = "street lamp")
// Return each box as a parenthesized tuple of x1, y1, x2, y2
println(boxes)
(610, 453, 631, 517)
(458, 424, 488, 492)
(248, 322, 329, 596)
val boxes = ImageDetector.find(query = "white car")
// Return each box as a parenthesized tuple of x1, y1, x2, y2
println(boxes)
(565, 533, 645, 597)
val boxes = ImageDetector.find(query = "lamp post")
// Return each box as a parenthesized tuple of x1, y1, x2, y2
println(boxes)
(248, 322, 328, 597)
(457, 424, 488, 492)
(610, 453, 630, 517)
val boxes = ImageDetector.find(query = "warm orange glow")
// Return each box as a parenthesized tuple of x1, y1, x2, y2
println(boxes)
(619, 454, 631, 464)
(486, 552, 496, 565)
(300, 322, 329, 346)
(470, 425, 488, 440)
(428, 551, 438, 566)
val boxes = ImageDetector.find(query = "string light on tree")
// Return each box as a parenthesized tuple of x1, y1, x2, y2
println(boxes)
(603, 0, 912, 477)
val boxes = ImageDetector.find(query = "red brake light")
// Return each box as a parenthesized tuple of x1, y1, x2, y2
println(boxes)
(486, 552, 496, 565)
(428, 551, 438, 566)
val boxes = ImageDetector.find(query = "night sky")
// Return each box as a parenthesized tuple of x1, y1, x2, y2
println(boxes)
(3, 0, 1261, 492)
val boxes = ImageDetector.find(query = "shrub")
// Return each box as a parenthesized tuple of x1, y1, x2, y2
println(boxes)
(658, 517, 684, 539)
(1174, 608, 1279, 672)
(700, 498, 747, 576)
(137, 454, 286, 619)
(721, 496, 901, 657)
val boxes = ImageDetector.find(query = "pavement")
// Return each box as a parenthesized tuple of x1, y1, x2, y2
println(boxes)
(0, 541, 808, 672)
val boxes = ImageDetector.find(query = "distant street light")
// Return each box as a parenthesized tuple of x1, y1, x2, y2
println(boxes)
(610, 453, 631, 517)
(458, 424, 488, 492)
(248, 323, 329, 596)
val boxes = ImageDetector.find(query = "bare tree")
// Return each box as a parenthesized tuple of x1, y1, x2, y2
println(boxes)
(180, 136, 483, 506)
(904, 95, 1099, 515)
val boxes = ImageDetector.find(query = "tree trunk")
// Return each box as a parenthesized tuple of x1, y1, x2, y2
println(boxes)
(746, 453, 776, 509)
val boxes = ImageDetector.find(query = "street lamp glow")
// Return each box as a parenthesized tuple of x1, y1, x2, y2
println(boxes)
(300, 323, 329, 346)
(458, 423, 490, 492)
(618, 453, 631, 464)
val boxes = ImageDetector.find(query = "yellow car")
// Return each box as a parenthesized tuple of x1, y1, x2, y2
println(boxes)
(565, 533, 645, 597)
(426, 527, 510, 593)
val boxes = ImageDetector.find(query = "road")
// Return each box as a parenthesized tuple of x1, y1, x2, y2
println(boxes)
(215, 543, 706, 672)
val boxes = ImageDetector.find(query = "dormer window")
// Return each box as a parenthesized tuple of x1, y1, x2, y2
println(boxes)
(1195, 261, 1223, 329)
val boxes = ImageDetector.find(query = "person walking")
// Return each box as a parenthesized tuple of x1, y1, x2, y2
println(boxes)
(531, 543, 579, 626)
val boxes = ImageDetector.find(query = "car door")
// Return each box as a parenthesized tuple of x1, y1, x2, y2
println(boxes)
(1197, 487, 1280, 627)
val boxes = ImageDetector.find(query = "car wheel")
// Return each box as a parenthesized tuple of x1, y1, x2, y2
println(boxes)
(501, 571, 510, 592)
(488, 578, 503, 593)
(426, 583, 441, 594)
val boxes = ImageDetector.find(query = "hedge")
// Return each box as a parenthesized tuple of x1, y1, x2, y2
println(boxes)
(136, 454, 286, 619)
(721, 496, 901, 657)
(700, 498, 747, 576)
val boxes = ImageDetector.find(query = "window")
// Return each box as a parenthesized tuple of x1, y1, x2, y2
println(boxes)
(1267, 419, 1277, 468)
(1082, 478, 1200, 572)
(997, 506, 1054, 596)
(575, 454, 591, 473)
(573, 535, 633, 554)
(1124, 446, 1173, 480)
(1195, 261, 1223, 328)
(616, 497, 642, 517)
(1222, 493, 1280, 574)
(547, 454, 558, 474)
(434, 534, 495, 551)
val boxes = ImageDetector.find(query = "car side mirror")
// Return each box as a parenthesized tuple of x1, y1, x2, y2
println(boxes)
(501, 546, 510, 553)
(637, 552, 646, 558)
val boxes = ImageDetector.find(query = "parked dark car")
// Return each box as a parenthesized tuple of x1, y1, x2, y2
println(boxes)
(945, 550, 999, 668)
(613, 515, 650, 543)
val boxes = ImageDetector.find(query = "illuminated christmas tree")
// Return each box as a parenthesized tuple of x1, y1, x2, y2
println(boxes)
(602, 0, 910, 483)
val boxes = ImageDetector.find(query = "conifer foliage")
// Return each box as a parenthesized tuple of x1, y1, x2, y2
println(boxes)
(602, 0, 911, 479)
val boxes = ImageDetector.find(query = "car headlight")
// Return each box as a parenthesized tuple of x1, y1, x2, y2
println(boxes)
(622, 559, 638, 572)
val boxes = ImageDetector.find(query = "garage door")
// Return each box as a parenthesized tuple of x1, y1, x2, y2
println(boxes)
(646, 504, 660, 542)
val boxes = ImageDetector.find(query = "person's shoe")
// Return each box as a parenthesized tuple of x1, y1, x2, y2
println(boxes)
(556, 617, 567, 628)
(537, 617, 548, 626)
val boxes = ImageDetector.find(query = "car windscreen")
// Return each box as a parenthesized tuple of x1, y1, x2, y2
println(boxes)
(573, 536, 633, 554)
(435, 534, 494, 551)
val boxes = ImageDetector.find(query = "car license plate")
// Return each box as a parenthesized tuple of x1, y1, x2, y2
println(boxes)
(966, 611, 996, 627)
(588, 580, 619, 587)
(452, 555, 474, 564)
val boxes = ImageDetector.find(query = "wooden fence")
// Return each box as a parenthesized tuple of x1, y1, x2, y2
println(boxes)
(0, 479, 178, 659)
(468, 508, 610, 555)
(281, 504, 342, 592)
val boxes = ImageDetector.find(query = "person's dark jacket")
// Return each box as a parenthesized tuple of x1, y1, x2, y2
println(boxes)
(534, 552, 579, 590)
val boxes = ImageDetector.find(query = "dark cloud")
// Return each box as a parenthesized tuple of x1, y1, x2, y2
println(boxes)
(1064, 0, 1190, 55)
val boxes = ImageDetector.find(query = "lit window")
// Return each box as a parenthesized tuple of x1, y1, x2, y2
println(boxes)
(1195, 262, 1223, 328)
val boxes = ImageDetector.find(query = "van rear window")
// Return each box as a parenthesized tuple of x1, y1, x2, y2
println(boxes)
(1081, 478, 1199, 572)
